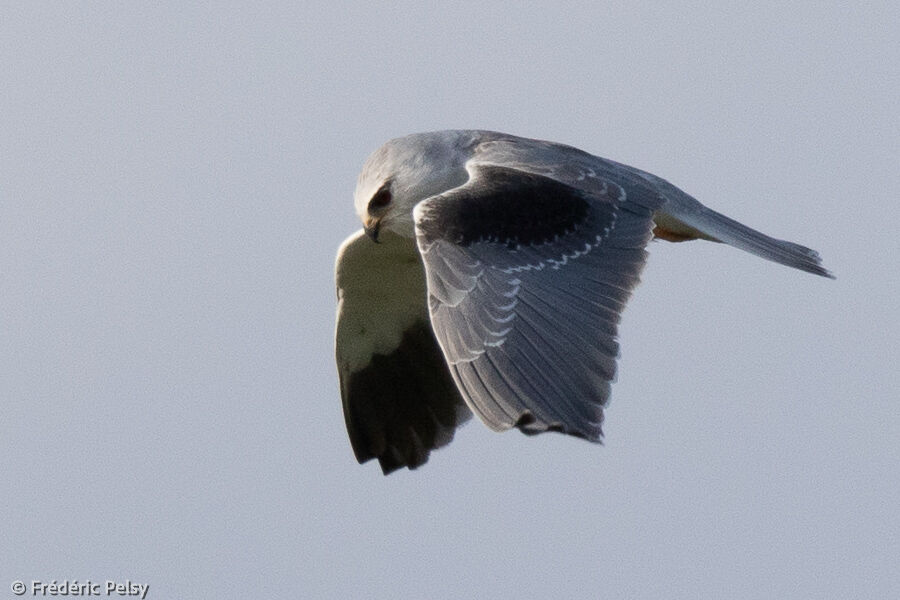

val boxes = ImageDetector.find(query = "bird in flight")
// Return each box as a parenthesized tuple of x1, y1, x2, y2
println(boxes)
(334, 130, 832, 474)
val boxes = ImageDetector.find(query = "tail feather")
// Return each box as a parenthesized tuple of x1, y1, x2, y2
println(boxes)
(648, 177, 835, 279)
(686, 204, 834, 278)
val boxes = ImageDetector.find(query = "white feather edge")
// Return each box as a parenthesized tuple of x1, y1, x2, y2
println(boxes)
(334, 229, 430, 374)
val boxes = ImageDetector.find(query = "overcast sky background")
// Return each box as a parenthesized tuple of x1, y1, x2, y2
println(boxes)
(2, 3, 897, 599)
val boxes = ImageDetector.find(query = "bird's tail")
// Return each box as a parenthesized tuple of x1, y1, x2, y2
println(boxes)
(655, 188, 834, 279)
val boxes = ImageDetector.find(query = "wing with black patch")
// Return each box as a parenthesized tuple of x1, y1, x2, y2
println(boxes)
(413, 166, 657, 440)
(334, 230, 470, 474)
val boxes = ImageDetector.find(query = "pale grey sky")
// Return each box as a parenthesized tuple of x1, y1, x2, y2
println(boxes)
(1, 3, 897, 599)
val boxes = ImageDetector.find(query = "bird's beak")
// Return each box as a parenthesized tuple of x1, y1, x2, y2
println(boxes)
(364, 217, 381, 243)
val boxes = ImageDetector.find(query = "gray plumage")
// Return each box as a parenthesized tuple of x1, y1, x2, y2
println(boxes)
(334, 130, 832, 474)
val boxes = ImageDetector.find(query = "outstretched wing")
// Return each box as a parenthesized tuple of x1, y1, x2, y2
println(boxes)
(414, 164, 660, 439)
(334, 230, 470, 474)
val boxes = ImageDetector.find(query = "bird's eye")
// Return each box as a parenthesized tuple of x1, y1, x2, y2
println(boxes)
(368, 185, 392, 212)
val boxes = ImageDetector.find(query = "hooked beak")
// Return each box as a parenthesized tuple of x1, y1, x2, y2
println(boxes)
(364, 217, 381, 243)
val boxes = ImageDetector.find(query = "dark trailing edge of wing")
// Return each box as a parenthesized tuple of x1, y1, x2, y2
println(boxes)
(417, 166, 597, 248)
(340, 320, 470, 475)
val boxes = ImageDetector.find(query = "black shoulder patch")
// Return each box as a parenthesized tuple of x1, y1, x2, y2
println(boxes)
(418, 166, 596, 248)
(341, 320, 470, 475)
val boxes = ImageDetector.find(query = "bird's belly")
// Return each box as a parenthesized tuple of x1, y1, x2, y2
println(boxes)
(651, 212, 713, 242)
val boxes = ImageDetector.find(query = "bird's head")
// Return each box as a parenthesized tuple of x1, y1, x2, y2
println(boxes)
(353, 131, 473, 241)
